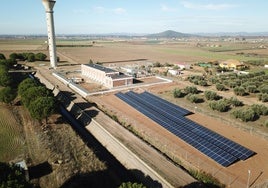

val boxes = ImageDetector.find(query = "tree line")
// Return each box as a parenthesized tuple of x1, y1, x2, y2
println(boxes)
(0, 53, 56, 123)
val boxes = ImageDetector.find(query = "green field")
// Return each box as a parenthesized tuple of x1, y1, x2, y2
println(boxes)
(158, 46, 268, 62)
(0, 105, 25, 162)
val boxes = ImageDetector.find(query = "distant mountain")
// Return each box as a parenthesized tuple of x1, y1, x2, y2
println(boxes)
(147, 30, 196, 38)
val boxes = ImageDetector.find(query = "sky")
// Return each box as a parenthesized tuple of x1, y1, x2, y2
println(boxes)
(1, 0, 268, 35)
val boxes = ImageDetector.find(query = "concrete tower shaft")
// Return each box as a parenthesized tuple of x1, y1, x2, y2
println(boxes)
(42, 0, 57, 68)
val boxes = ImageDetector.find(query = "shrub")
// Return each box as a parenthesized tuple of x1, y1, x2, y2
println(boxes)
(186, 94, 203, 103)
(193, 79, 199, 85)
(198, 80, 208, 86)
(35, 52, 47, 61)
(209, 99, 230, 112)
(184, 86, 199, 94)
(189, 169, 224, 187)
(27, 53, 35, 62)
(228, 97, 243, 107)
(258, 93, 268, 102)
(173, 88, 185, 98)
(209, 77, 218, 84)
(153, 62, 161, 67)
(246, 85, 257, 93)
(216, 83, 226, 91)
(234, 86, 247, 96)
(229, 81, 238, 88)
(259, 85, 268, 94)
(0, 86, 17, 104)
(204, 90, 221, 101)
(119, 182, 146, 188)
(250, 104, 268, 116)
(232, 108, 258, 122)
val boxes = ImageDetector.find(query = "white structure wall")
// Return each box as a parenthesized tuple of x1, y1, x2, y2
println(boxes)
(81, 64, 133, 89)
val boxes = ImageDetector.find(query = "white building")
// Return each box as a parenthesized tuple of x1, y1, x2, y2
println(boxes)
(81, 64, 133, 89)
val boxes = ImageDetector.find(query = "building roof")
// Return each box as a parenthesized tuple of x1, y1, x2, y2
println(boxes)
(221, 59, 243, 66)
(85, 63, 117, 73)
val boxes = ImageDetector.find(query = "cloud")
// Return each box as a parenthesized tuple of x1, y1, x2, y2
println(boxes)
(93, 6, 105, 13)
(93, 6, 126, 14)
(113, 8, 126, 14)
(161, 4, 177, 12)
(181, 1, 237, 10)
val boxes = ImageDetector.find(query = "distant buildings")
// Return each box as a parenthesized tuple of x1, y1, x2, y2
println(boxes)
(175, 62, 191, 70)
(81, 64, 133, 88)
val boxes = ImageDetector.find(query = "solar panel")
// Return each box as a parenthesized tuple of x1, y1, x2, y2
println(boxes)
(137, 91, 255, 160)
(115, 91, 256, 166)
(116, 92, 238, 166)
(140, 91, 191, 116)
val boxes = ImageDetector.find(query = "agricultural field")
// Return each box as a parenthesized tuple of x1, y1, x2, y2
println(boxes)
(54, 39, 268, 66)
(0, 105, 25, 162)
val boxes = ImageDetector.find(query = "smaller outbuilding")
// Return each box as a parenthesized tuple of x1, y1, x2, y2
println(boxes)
(219, 59, 246, 70)
(175, 62, 191, 70)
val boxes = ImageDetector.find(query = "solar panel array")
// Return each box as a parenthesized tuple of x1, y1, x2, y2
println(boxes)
(115, 91, 255, 167)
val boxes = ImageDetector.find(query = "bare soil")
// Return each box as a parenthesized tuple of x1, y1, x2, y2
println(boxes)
(91, 84, 268, 187)
(13, 105, 118, 188)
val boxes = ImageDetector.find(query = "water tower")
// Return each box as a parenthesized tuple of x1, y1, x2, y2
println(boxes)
(42, 0, 57, 68)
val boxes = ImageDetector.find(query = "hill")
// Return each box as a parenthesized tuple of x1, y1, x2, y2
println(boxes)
(147, 30, 195, 38)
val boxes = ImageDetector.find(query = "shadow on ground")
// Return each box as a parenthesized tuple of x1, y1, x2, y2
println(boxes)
(61, 169, 162, 188)
(29, 161, 53, 180)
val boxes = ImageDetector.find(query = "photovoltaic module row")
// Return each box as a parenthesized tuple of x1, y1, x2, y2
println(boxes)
(115, 91, 255, 167)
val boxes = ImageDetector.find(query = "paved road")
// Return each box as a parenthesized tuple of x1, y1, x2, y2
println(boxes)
(34, 66, 196, 187)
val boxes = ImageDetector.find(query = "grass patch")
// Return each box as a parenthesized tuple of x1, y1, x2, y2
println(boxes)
(189, 169, 225, 188)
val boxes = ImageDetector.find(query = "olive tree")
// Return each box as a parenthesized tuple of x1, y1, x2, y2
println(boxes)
(234, 86, 247, 96)
(232, 108, 257, 122)
(184, 86, 199, 94)
(216, 83, 226, 91)
(186, 94, 203, 103)
(173, 88, 185, 98)
(228, 97, 243, 107)
(204, 90, 221, 101)
(209, 99, 230, 112)
(258, 93, 268, 102)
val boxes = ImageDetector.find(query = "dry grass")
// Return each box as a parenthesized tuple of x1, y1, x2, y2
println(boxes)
(0, 105, 25, 162)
